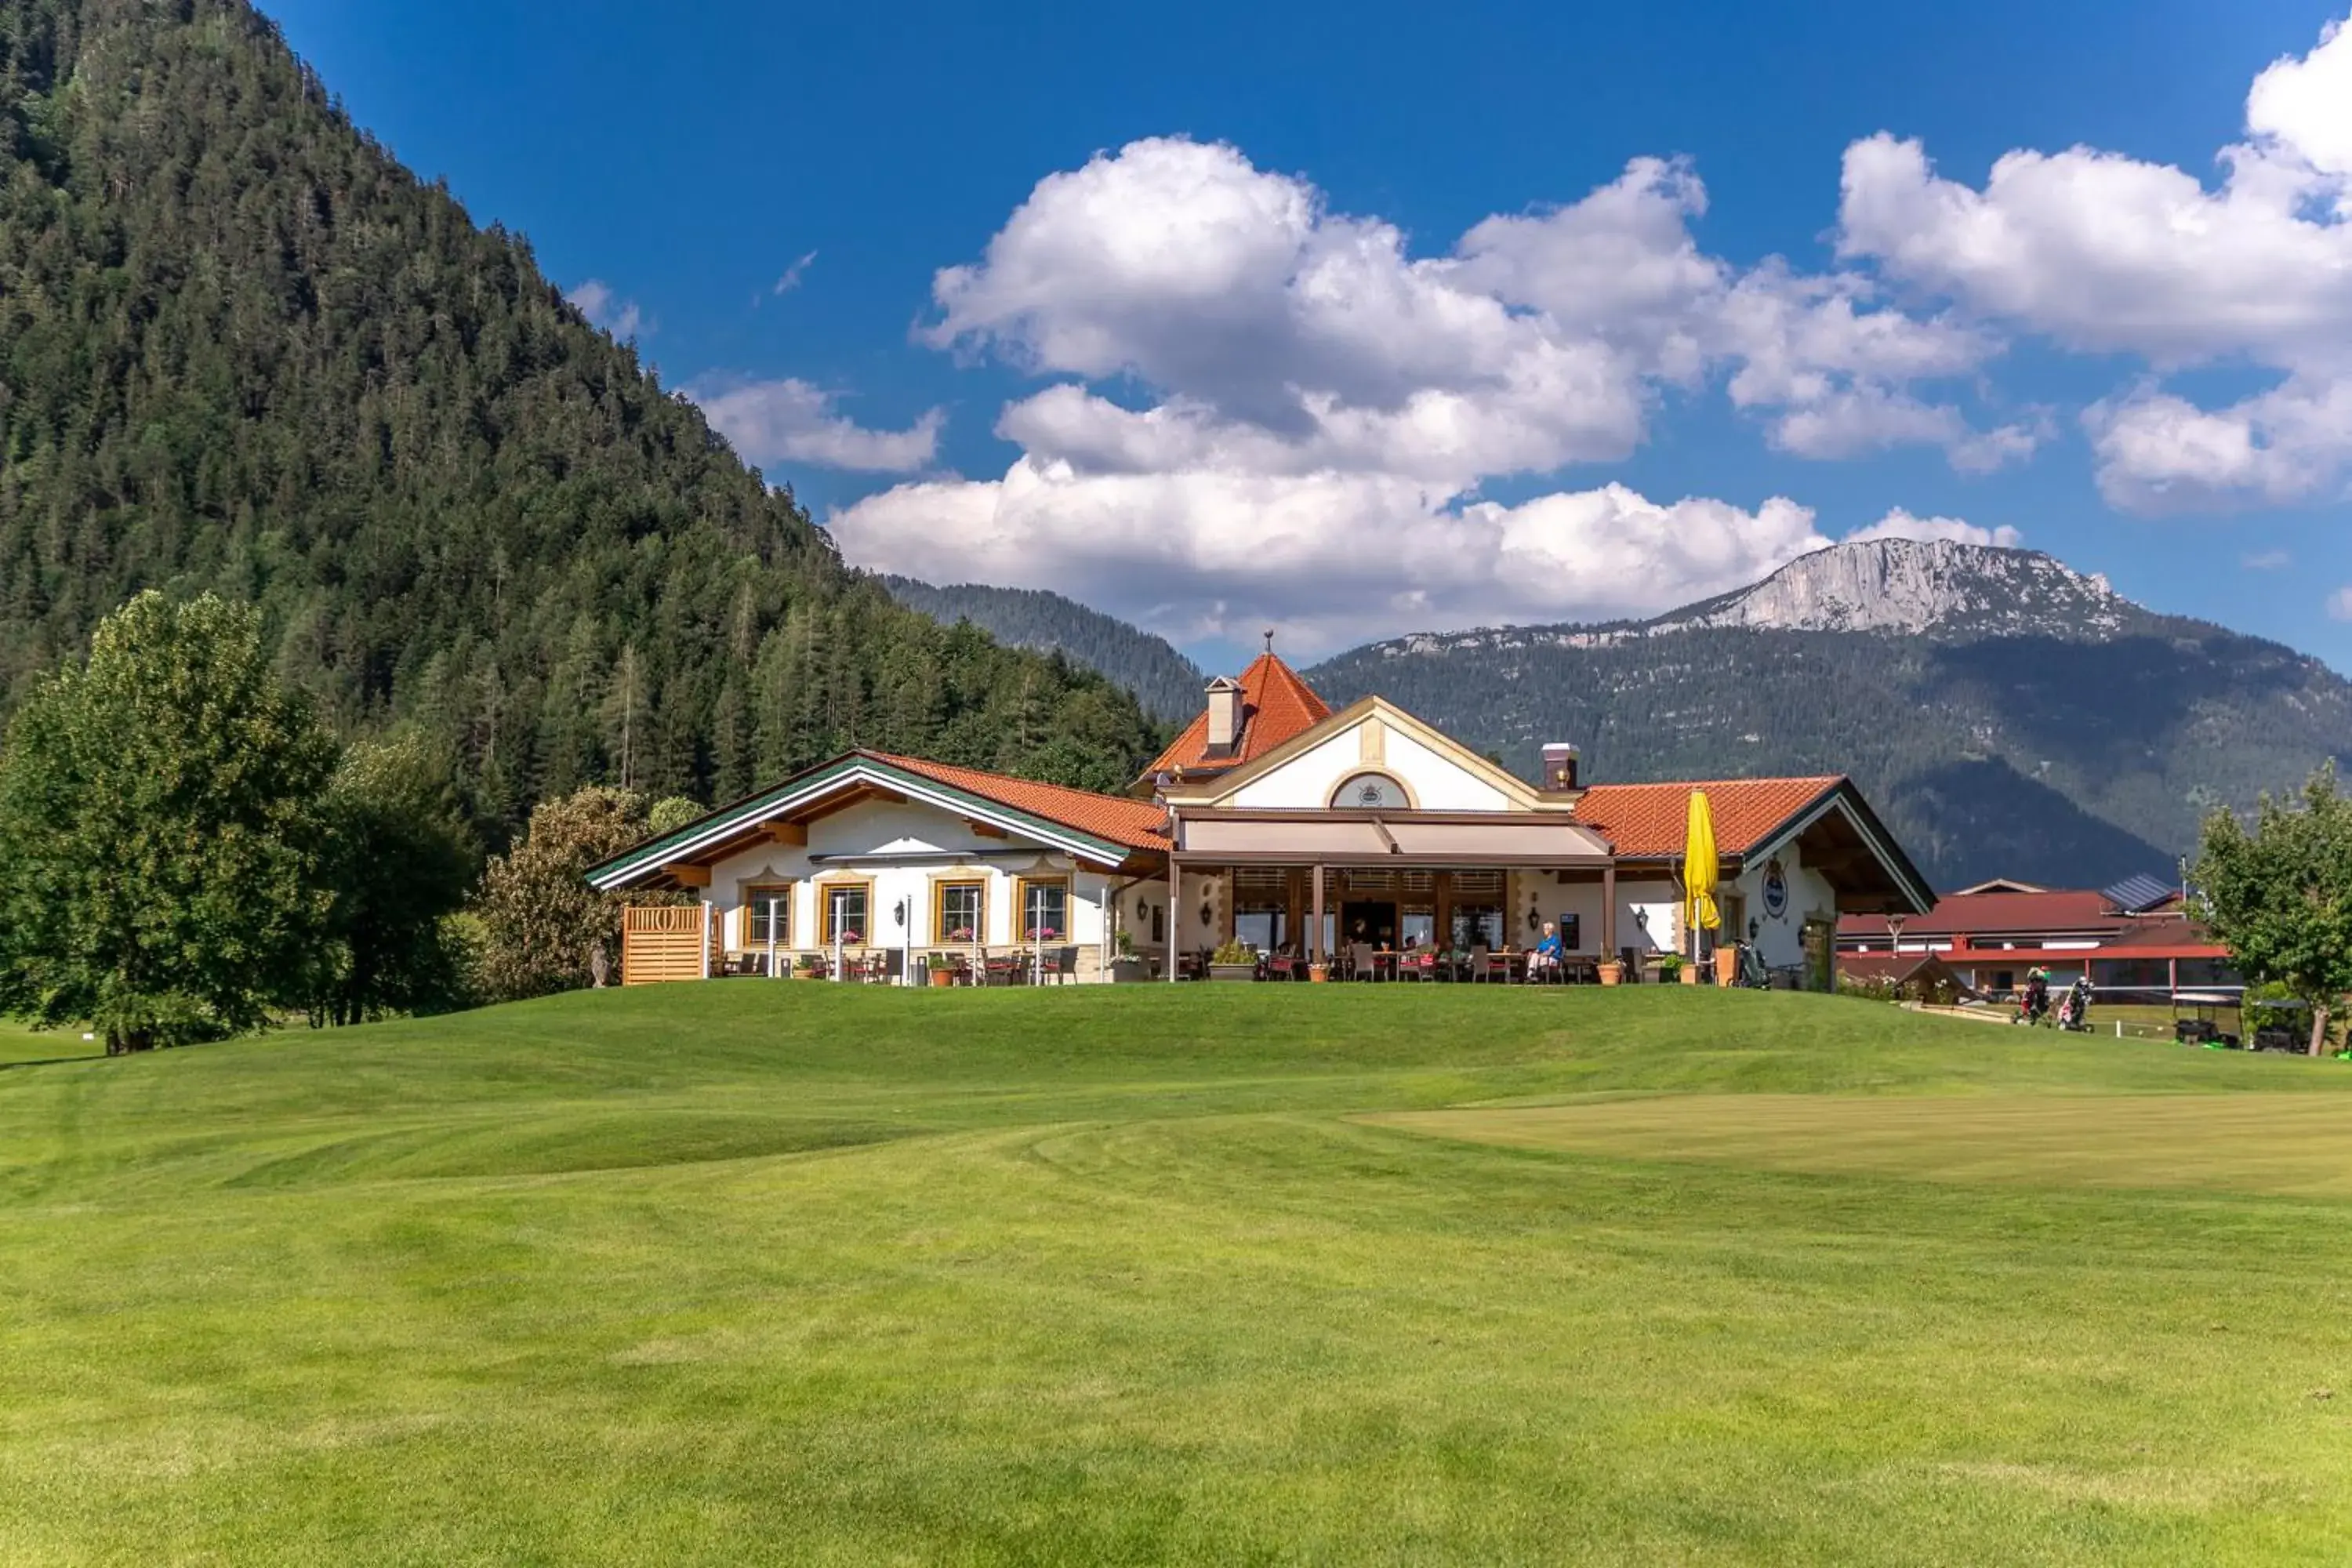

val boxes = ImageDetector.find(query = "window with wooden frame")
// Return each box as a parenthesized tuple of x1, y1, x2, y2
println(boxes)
(1017, 877, 1070, 942)
(743, 884, 793, 946)
(819, 882, 872, 946)
(935, 881, 985, 944)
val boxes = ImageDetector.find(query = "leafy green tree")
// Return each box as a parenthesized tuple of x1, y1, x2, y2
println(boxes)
(474, 786, 666, 1000)
(646, 796, 706, 837)
(2194, 765, 2352, 1054)
(312, 732, 481, 1025)
(0, 593, 338, 1050)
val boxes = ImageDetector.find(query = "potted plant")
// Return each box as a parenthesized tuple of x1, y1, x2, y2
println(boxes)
(796, 952, 827, 979)
(1596, 959, 1624, 986)
(927, 953, 957, 988)
(1109, 927, 1149, 984)
(1207, 939, 1259, 982)
(1657, 953, 1688, 985)
(1712, 945, 1739, 987)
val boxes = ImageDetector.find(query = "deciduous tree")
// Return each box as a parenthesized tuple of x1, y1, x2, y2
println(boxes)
(474, 786, 666, 1000)
(312, 732, 481, 1025)
(0, 593, 338, 1050)
(2194, 766, 2352, 1055)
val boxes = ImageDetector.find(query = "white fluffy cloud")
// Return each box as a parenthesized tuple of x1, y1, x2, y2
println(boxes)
(925, 140, 2025, 487)
(833, 136, 2036, 647)
(832, 464, 1835, 650)
(1837, 12, 2352, 510)
(691, 377, 943, 474)
(1844, 507, 2024, 550)
(2331, 586, 2352, 622)
(567, 279, 644, 339)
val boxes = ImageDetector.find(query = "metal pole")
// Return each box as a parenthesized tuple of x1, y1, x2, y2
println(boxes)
(1168, 859, 1181, 982)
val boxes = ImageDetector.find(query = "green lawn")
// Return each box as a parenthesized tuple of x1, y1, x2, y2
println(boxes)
(0, 1017, 102, 1068)
(5, 985, 2351, 1564)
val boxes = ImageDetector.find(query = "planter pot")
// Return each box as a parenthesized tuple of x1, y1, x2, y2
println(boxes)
(1208, 964, 1258, 983)
(1676, 965, 1699, 985)
(928, 967, 955, 988)
(1713, 948, 1739, 987)
(1109, 956, 1150, 984)
(1596, 961, 1623, 987)
(1309, 963, 1330, 983)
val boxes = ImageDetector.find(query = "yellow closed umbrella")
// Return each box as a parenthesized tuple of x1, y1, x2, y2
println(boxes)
(1683, 791, 1721, 966)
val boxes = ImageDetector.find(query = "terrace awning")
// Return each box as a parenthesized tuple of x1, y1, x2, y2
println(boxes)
(1174, 810, 1613, 866)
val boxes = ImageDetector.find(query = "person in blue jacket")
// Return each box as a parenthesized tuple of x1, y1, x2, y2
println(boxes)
(1529, 920, 1564, 982)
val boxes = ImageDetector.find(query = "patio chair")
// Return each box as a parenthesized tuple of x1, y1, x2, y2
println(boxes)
(983, 953, 1020, 986)
(1047, 944, 1079, 985)
(1347, 942, 1374, 982)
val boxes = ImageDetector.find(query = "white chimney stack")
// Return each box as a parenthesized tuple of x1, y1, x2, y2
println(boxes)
(1205, 676, 1244, 751)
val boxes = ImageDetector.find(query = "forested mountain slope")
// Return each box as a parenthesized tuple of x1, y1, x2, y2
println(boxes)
(880, 577, 1204, 722)
(1308, 541, 2352, 890)
(0, 0, 1160, 833)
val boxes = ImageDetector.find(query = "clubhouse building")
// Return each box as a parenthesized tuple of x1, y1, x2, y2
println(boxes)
(590, 649, 1933, 986)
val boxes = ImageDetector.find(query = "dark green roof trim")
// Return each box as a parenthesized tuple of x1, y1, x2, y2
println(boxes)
(586, 753, 1133, 888)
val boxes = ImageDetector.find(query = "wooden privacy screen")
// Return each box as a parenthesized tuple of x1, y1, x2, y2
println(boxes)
(622, 905, 708, 985)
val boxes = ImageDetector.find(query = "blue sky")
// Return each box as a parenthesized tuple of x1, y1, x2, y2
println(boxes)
(265, 0, 2352, 670)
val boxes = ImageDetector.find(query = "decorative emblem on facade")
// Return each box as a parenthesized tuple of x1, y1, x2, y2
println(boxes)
(1762, 857, 1789, 919)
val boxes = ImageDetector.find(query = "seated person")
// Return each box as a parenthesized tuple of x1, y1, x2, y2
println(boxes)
(1529, 921, 1564, 977)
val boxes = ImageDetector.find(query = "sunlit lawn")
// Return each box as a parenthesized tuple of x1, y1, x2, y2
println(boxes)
(4, 985, 2350, 1564)
(0, 1018, 101, 1068)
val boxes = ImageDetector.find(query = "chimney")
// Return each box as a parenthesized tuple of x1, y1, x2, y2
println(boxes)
(1205, 676, 1243, 751)
(1541, 742, 1581, 792)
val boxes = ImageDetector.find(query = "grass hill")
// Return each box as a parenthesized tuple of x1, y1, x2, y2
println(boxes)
(880, 575, 1205, 721)
(5, 985, 2352, 1561)
(1309, 539, 2352, 890)
(0, 0, 1160, 826)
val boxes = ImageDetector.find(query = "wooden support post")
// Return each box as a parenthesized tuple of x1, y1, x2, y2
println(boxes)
(1310, 863, 1326, 968)
(1601, 862, 1618, 964)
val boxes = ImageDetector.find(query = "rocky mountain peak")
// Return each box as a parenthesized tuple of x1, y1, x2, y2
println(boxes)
(1650, 538, 2133, 639)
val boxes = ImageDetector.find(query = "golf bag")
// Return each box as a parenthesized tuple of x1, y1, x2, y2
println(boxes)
(2016, 974, 2051, 1025)
(1737, 943, 1771, 989)
(2056, 978, 2092, 1033)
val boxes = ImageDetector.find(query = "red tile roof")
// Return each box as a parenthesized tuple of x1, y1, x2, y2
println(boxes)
(866, 751, 1170, 851)
(1838, 952, 1975, 991)
(1570, 777, 1842, 858)
(1840, 889, 2116, 940)
(1144, 652, 1332, 779)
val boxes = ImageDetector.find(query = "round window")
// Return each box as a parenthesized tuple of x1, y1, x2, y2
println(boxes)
(1333, 771, 1408, 810)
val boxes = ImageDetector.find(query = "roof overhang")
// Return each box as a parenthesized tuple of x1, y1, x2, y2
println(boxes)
(1746, 782, 1936, 916)
(587, 754, 1153, 891)
(1610, 782, 1933, 916)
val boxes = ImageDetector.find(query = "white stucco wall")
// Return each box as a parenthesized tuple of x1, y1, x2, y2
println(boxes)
(1226, 729, 1365, 809)
(1727, 837, 1838, 972)
(695, 798, 1112, 978)
(1381, 724, 1513, 810)
(1221, 716, 1515, 812)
